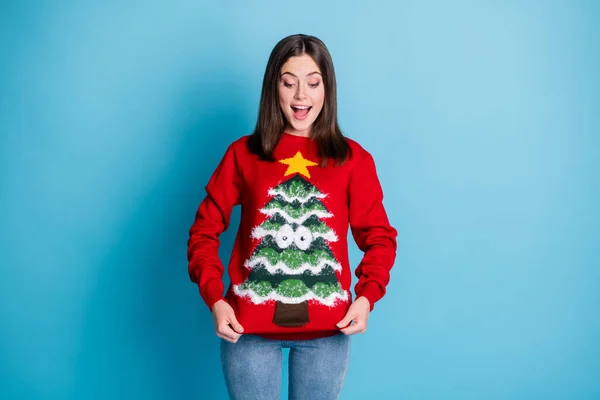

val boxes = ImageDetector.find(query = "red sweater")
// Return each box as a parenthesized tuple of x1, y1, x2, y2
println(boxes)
(187, 132, 397, 340)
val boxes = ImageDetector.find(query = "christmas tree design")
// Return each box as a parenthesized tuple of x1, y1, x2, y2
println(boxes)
(233, 151, 348, 327)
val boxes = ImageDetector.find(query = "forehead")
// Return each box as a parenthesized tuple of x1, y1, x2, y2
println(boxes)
(280, 54, 321, 76)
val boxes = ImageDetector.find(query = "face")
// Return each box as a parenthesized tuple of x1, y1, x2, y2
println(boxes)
(278, 54, 325, 137)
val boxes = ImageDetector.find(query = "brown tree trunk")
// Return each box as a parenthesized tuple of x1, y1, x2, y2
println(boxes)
(272, 301, 309, 327)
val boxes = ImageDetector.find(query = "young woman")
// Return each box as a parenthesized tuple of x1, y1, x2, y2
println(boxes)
(187, 34, 397, 400)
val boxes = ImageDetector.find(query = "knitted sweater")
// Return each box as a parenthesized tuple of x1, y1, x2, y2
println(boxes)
(187, 132, 397, 340)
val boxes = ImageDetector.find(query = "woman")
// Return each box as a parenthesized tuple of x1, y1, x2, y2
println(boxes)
(187, 34, 397, 400)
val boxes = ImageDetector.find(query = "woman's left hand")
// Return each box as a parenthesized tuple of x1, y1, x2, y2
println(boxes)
(336, 296, 371, 335)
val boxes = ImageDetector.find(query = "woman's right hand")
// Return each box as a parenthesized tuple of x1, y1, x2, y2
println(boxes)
(212, 299, 244, 343)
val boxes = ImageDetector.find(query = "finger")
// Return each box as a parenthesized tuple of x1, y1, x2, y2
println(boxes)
(336, 313, 355, 329)
(341, 322, 366, 335)
(218, 324, 242, 342)
(227, 314, 244, 334)
(219, 324, 241, 340)
(217, 332, 240, 344)
(220, 333, 241, 343)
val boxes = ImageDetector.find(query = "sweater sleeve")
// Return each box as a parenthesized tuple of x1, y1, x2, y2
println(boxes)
(348, 148, 398, 311)
(187, 142, 241, 311)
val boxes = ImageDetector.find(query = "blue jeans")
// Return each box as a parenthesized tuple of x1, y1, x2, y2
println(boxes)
(220, 333, 351, 400)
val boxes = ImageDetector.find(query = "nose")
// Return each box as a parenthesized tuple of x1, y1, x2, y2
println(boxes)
(294, 83, 307, 100)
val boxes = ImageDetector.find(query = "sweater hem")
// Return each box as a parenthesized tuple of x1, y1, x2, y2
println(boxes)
(253, 330, 341, 341)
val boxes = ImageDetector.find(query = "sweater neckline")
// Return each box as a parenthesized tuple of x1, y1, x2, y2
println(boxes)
(282, 131, 312, 141)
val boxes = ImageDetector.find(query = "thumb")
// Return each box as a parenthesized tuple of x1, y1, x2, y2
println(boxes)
(228, 312, 244, 333)
(337, 312, 354, 328)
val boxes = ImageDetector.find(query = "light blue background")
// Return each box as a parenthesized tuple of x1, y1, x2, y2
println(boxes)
(1, 1, 598, 399)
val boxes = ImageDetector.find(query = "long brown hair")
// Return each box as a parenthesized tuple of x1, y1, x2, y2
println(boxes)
(247, 34, 350, 166)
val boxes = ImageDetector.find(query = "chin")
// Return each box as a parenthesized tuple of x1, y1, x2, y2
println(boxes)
(287, 116, 315, 131)
(290, 121, 313, 131)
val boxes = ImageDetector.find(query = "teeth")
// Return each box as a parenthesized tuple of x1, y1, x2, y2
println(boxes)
(292, 105, 311, 109)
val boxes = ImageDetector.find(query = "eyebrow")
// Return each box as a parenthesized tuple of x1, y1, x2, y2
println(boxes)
(280, 71, 322, 78)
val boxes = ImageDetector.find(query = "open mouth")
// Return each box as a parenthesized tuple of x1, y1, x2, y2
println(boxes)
(291, 105, 312, 120)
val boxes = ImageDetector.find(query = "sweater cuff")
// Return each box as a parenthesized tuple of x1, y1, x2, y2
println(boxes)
(356, 282, 383, 312)
(199, 283, 225, 311)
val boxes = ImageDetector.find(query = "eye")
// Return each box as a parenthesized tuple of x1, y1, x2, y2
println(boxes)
(309, 82, 320, 88)
(275, 224, 294, 249)
(283, 82, 295, 88)
(294, 226, 313, 251)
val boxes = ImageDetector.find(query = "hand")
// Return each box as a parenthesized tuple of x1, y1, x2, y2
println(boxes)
(336, 296, 371, 335)
(212, 299, 244, 343)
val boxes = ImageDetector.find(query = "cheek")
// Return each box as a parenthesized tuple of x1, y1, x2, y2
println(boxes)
(279, 91, 294, 108)
(315, 88, 325, 106)
(314, 91, 325, 111)
(278, 87, 287, 102)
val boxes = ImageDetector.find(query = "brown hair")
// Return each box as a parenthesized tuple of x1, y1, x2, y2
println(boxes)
(247, 34, 350, 166)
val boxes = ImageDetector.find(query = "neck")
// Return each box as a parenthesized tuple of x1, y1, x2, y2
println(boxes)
(285, 126, 311, 138)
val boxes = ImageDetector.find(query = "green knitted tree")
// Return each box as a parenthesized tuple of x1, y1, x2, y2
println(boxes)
(233, 174, 347, 326)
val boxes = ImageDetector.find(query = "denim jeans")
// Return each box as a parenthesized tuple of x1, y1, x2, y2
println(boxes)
(220, 333, 351, 400)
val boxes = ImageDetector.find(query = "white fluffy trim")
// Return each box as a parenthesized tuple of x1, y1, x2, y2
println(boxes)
(268, 188, 327, 204)
(243, 256, 342, 274)
(260, 208, 333, 224)
(233, 285, 349, 306)
(251, 226, 338, 242)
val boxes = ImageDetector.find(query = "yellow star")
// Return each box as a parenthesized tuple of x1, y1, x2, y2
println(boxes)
(279, 151, 318, 178)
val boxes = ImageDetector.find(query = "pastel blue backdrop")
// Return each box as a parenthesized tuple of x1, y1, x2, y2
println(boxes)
(1, 1, 598, 399)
